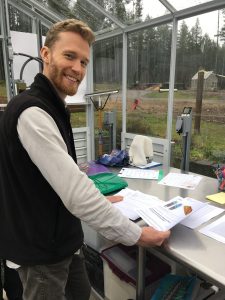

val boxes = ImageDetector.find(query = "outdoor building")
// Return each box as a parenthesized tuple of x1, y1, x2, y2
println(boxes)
(191, 70, 218, 91)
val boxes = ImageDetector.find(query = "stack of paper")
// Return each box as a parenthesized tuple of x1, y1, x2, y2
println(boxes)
(136, 161, 162, 169)
(136, 196, 207, 231)
(158, 173, 202, 190)
(113, 189, 224, 229)
(118, 168, 159, 180)
(199, 215, 225, 244)
(206, 192, 225, 204)
(113, 188, 163, 220)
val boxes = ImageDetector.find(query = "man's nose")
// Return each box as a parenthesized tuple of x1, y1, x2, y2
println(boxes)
(71, 59, 82, 73)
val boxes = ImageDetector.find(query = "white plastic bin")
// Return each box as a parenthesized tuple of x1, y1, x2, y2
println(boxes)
(101, 245, 171, 300)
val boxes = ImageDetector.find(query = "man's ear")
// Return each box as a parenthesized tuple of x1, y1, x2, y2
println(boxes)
(40, 46, 50, 63)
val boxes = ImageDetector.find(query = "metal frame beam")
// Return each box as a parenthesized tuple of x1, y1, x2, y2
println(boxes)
(95, 28, 123, 42)
(174, 0, 225, 20)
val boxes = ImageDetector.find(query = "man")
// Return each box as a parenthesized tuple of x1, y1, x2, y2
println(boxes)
(0, 19, 170, 300)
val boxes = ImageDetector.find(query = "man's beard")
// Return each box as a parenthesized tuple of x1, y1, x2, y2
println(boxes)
(49, 63, 79, 96)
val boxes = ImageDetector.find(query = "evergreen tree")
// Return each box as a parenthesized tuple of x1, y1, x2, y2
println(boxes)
(140, 17, 157, 84)
(201, 34, 217, 71)
(187, 18, 204, 80)
(189, 18, 202, 50)
(8, 5, 32, 32)
(114, 0, 127, 22)
(220, 9, 225, 42)
(71, 0, 109, 32)
(176, 21, 191, 88)
(134, 0, 142, 21)
(155, 24, 172, 83)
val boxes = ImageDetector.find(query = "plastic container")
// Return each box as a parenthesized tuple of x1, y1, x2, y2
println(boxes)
(101, 245, 171, 300)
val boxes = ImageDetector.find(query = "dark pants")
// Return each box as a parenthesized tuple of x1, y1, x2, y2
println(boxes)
(0, 260, 23, 300)
(17, 251, 91, 300)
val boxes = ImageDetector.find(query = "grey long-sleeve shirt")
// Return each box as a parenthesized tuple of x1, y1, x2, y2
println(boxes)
(17, 106, 141, 246)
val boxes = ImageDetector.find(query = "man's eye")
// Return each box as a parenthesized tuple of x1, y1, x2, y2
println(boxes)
(81, 60, 88, 67)
(65, 54, 74, 59)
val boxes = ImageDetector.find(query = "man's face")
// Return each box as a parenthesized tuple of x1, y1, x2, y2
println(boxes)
(41, 31, 90, 99)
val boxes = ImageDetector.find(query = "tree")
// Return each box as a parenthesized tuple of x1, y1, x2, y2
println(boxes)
(114, 0, 127, 22)
(37, 0, 72, 18)
(8, 5, 32, 32)
(176, 21, 191, 87)
(186, 18, 204, 83)
(71, 0, 110, 32)
(201, 34, 217, 71)
(189, 18, 202, 50)
(219, 9, 225, 42)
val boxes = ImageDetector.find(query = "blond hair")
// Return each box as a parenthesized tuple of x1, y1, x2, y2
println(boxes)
(44, 19, 95, 48)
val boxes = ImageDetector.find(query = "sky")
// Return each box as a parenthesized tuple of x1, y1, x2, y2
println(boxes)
(139, 0, 224, 42)
(183, 10, 222, 41)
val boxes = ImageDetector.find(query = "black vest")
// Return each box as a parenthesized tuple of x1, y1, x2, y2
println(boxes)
(0, 73, 83, 265)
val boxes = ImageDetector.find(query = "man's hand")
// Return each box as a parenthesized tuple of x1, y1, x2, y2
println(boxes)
(137, 226, 170, 247)
(106, 195, 123, 203)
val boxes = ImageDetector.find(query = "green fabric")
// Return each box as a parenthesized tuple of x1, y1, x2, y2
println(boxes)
(88, 172, 128, 195)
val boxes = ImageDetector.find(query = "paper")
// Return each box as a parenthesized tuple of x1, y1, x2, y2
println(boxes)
(199, 215, 225, 244)
(136, 161, 162, 169)
(206, 192, 225, 204)
(113, 188, 163, 220)
(158, 173, 202, 190)
(180, 204, 224, 229)
(136, 196, 206, 231)
(118, 168, 159, 180)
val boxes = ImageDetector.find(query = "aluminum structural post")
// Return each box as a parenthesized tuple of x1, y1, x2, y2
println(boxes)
(166, 17, 178, 168)
(121, 32, 127, 150)
(2, 0, 15, 100)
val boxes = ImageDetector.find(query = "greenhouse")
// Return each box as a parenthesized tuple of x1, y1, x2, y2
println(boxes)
(1, 0, 225, 300)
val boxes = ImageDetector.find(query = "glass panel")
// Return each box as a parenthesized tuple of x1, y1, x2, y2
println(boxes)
(91, 0, 170, 26)
(72, 0, 118, 32)
(69, 105, 87, 128)
(169, 0, 216, 11)
(0, 40, 7, 105)
(173, 10, 225, 176)
(126, 24, 172, 138)
(35, 0, 118, 33)
(8, 4, 32, 33)
(41, 24, 49, 36)
(0, 0, 2, 35)
(93, 36, 122, 156)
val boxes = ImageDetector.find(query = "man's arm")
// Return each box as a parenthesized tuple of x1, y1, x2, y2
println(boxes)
(17, 107, 170, 247)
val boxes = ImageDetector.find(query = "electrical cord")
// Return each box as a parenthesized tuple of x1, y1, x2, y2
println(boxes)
(202, 285, 219, 300)
(13, 52, 43, 81)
